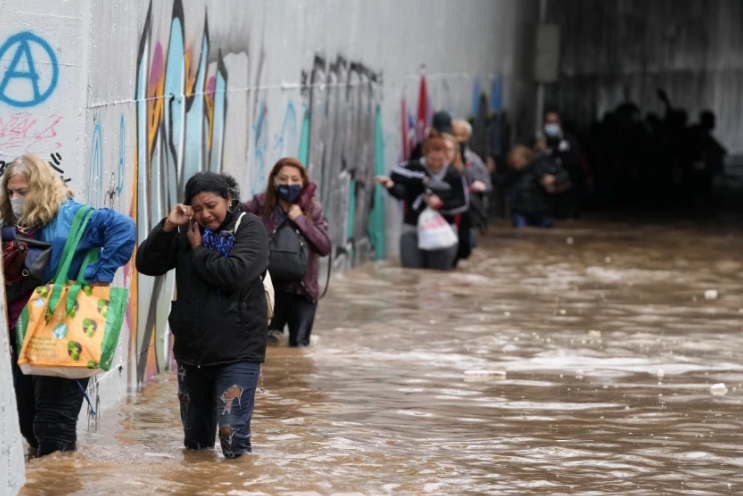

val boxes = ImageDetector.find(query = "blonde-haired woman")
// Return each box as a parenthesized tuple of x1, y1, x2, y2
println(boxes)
(1, 154, 136, 457)
(441, 133, 479, 266)
(495, 145, 558, 228)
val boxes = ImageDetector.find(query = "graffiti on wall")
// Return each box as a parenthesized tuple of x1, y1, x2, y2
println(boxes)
(0, 113, 64, 155)
(301, 56, 385, 269)
(132, 0, 229, 384)
(0, 31, 59, 108)
(249, 99, 299, 197)
(126, 7, 388, 387)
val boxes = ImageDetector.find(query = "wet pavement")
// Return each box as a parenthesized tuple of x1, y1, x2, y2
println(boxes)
(20, 217, 743, 495)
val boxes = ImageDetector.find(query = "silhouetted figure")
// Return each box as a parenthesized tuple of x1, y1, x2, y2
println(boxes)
(535, 108, 582, 219)
(686, 110, 727, 204)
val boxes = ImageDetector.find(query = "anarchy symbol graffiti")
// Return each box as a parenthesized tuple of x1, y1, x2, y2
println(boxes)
(0, 31, 59, 108)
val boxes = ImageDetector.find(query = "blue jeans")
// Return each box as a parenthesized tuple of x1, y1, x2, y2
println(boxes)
(512, 213, 553, 229)
(176, 361, 261, 458)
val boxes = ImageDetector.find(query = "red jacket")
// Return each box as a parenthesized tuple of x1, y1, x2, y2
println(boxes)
(244, 193, 330, 300)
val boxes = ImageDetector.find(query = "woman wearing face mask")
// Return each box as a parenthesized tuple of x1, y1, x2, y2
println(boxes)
(377, 136, 469, 271)
(136, 172, 269, 458)
(0, 154, 136, 457)
(244, 158, 330, 348)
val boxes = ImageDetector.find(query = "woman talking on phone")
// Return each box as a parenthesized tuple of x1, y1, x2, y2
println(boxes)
(136, 172, 268, 458)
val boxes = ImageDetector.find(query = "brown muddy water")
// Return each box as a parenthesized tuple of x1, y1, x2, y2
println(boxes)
(20, 218, 743, 495)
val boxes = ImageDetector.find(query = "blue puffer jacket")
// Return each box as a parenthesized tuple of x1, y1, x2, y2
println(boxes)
(36, 198, 136, 283)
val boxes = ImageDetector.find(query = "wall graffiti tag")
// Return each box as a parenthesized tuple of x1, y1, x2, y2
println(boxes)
(0, 31, 59, 108)
(0, 112, 63, 155)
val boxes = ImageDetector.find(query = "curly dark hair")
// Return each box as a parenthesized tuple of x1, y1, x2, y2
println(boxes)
(184, 172, 241, 206)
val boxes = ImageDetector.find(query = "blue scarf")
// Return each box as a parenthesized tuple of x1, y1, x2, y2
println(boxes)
(202, 228, 235, 300)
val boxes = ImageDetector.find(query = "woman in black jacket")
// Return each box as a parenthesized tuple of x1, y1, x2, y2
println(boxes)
(136, 172, 268, 458)
(377, 136, 469, 270)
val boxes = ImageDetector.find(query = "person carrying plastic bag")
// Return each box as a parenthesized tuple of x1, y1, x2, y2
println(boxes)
(376, 136, 469, 271)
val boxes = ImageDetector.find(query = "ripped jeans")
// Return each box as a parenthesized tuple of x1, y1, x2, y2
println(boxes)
(176, 361, 261, 458)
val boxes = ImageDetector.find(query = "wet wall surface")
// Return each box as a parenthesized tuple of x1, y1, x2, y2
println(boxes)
(546, 0, 743, 154)
(20, 217, 743, 495)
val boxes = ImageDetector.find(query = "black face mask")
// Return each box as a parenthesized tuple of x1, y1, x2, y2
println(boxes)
(276, 184, 302, 202)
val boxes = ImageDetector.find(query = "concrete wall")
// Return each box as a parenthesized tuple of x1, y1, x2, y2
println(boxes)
(0, 284, 25, 492)
(0, 0, 539, 433)
(546, 0, 743, 154)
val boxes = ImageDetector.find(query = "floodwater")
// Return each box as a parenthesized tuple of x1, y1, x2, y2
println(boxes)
(20, 216, 743, 495)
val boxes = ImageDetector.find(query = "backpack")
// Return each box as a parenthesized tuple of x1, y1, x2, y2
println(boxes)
(267, 219, 308, 283)
(1, 226, 52, 303)
(234, 213, 274, 322)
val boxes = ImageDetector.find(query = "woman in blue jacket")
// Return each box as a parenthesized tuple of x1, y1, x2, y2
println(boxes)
(0, 155, 136, 457)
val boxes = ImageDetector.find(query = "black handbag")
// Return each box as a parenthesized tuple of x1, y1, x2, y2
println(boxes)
(267, 220, 308, 283)
(1, 226, 52, 303)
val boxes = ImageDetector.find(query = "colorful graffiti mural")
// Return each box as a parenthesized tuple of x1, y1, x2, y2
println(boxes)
(128, 7, 388, 387)
(301, 56, 385, 268)
(132, 0, 229, 384)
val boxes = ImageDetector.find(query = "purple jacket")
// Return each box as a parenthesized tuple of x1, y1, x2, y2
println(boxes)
(244, 193, 330, 300)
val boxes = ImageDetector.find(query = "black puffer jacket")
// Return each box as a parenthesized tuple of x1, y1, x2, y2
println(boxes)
(135, 208, 269, 366)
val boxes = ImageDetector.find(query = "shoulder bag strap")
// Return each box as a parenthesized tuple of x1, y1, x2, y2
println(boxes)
(49, 207, 94, 317)
(233, 212, 247, 233)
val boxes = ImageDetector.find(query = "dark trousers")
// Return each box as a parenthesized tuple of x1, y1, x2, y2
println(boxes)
(400, 231, 457, 271)
(177, 361, 261, 459)
(269, 291, 318, 347)
(10, 344, 88, 456)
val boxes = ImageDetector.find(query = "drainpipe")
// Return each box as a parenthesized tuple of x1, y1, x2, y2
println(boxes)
(535, 0, 548, 133)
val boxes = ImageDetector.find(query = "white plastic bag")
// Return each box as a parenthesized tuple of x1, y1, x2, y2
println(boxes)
(417, 207, 458, 251)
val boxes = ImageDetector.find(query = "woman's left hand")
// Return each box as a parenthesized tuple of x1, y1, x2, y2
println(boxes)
(287, 205, 303, 220)
(425, 195, 443, 209)
(470, 180, 487, 192)
(187, 219, 202, 248)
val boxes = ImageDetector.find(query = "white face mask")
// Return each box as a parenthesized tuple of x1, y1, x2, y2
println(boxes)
(11, 198, 24, 219)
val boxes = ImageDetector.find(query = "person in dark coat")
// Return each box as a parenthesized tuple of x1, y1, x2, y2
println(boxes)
(685, 110, 727, 204)
(496, 145, 559, 228)
(244, 157, 331, 348)
(536, 109, 582, 219)
(377, 136, 469, 270)
(136, 172, 268, 459)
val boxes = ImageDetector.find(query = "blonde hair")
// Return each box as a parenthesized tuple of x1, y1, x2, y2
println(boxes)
(508, 145, 535, 166)
(453, 119, 472, 137)
(0, 155, 74, 227)
(441, 133, 465, 172)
